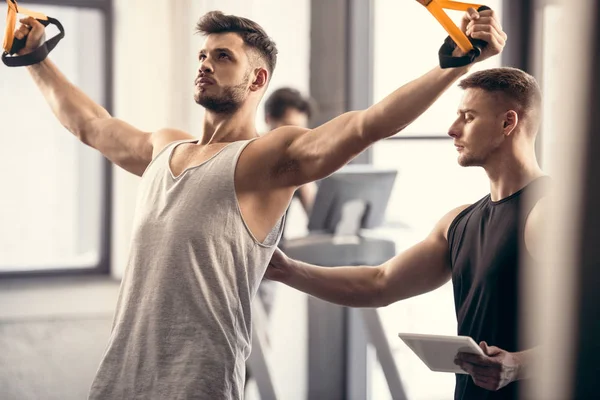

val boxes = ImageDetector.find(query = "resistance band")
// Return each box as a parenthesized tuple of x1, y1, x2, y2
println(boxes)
(416, 0, 491, 68)
(2, 0, 65, 67)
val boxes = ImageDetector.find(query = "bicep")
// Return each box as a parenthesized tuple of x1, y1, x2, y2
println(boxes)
(240, 112, 371, 189)
(83, 118, 194, 177)
(378, 234, 452, 306)
(83, 118, 153, 176)
(284, 111, 371, 184)
(246, 112, 371, 188)
(377, 204, 470, 305)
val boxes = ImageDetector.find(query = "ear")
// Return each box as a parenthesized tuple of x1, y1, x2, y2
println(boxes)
(503, 110, 519, 136)
(250, 68, 269, 92)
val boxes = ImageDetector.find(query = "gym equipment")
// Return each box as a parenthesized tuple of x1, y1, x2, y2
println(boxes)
(282, 165, 407, 399)
(415, 0, 491, 68)
(2, 0, 65, 67)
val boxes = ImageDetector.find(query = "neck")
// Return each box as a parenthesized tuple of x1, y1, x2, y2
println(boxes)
(484, 141, 545, 202)
(200, 102, 259, 144)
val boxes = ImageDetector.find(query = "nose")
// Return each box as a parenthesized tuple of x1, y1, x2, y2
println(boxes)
(447, 120, 461, 139)
(199, 59, 214, 75)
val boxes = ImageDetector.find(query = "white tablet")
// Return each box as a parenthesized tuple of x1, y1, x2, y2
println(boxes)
(397, 333, 484, 374)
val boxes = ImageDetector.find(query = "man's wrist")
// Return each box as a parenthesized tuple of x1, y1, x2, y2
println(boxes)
(437, 63, 472, 79)
(26, 58, 48, 72)
(279, 257, 305, 285)
(514, 349, 534, 380)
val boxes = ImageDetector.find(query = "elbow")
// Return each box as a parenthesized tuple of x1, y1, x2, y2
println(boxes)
(72, 120, 93, 146)
(356, 266, 391, 308)
(354, 110, 378, 145)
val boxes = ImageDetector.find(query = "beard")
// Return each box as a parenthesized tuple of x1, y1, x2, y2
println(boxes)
(194, 72, 250, 115)
(458, 152, 483, 167)
(457, 140, 503, 167)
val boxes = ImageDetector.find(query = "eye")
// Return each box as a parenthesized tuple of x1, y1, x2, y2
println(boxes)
(219, 52, 229, 59)
(199, 53, 206, 61)
(465, 114, 474, 122)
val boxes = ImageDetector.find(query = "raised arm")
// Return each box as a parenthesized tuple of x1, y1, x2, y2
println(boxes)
(266, 205, 469, 307)
(17, 17, 192, 176)
(244, 9, 506, 187)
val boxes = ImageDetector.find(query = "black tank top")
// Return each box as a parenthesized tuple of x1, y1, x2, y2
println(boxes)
(447, 177, 549, 400)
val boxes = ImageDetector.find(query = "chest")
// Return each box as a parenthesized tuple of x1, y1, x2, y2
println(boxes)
(450, 204, 524, 285)
(169, 142, 230, 178)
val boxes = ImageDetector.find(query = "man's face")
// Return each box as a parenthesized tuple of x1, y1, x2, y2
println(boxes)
(448, 88, 507, 167)
(194, 32, 253, 114)
(267, 108, 309, 129)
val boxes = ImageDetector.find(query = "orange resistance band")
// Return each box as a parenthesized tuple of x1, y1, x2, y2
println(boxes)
(3, 0, 49, 53)
(416, 0, 484, 53)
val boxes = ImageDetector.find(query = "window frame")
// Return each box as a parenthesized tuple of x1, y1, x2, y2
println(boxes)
(0, 0, 113, 278)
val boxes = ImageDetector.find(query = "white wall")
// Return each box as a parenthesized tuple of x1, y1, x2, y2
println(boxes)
(111, 1, 311, 398)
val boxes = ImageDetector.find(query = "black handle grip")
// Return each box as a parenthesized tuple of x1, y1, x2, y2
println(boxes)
(9, 18, 51, 55)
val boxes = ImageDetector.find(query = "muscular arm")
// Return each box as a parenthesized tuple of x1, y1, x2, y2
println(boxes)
(19, 18, 193, 176)
(242, 9, 506, 188)
(268, 205, 468, 307)
(27, 59, 154, 176)
(249, 66, 470, 187)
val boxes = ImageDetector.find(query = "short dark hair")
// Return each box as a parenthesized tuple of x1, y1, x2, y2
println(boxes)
(264, 88, 315, 120)
(458, 67, 542, 118)
(196, 11, 278, 76)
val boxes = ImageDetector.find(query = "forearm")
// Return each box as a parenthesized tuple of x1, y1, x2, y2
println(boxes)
(363, 65, 471, 141)
(27, 59, 110, 142)
(281, 260, 384, 308)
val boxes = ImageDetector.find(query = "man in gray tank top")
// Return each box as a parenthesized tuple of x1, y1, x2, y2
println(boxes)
(15, 7, 505, 399)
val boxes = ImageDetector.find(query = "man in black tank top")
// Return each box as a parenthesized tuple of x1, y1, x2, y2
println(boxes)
(267, 67, 548, 400)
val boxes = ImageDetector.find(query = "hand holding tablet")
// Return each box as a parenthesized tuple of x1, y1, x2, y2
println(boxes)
(398, 332, 484, 374)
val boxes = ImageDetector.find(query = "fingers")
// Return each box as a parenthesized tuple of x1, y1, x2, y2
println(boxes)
(14, 26, 28, 40)
(471, 374, 501, 391)
(272, 247, 286, 261)
(456, 352, 495, 366)
(481, 342, 503, 356)
(486, 345, 503, 355)
(468, 22, 507, 44)
(457, 360, 498, 378)
(466, 17, 504, 38)
(461, 9, 507, 52)
(462, 7, 481, 23)
(15, 17, 45, 39)
(19, 16, 42, 28)
(468, 27, 506, 54)
(460, 7, 480, 31)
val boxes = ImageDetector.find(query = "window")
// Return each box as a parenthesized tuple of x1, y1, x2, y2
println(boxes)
(0, 2, 111, 274)
(369, 1, 503, 398)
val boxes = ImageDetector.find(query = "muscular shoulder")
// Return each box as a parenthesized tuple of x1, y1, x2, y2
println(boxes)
(436, 204, 473, 242)
(150, 128, 196, 158)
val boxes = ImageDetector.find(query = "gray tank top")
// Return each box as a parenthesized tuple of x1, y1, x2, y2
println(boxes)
(89, 139, 284, 400)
